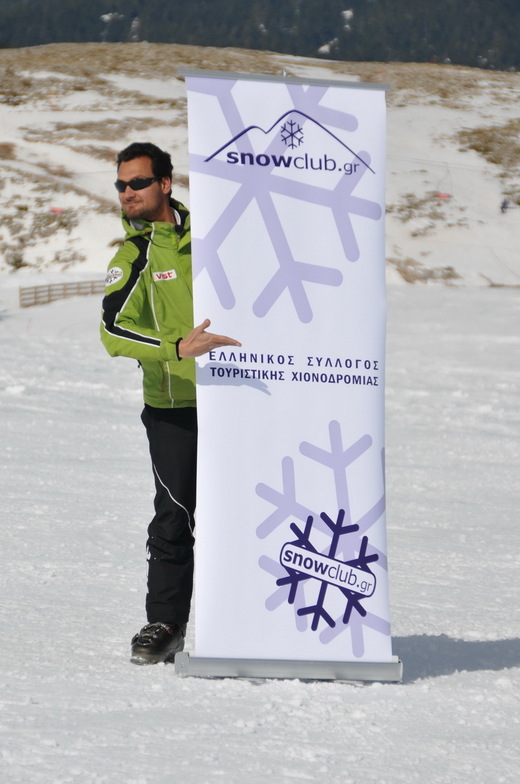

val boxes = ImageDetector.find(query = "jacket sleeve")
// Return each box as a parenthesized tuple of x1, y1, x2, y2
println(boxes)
(100, 240, 182, 362)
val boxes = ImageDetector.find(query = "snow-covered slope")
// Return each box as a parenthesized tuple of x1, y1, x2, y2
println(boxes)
(1, 44, 519, 784)
(1, 285, 518, 784)
(1, 44, 520, 292)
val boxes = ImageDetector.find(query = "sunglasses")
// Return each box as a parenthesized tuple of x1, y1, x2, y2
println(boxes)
(114, 176, 160, 193)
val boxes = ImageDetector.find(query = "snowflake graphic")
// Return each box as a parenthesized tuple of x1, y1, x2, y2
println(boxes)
(256, 420, 390, 656)
(188, 78, 383, 323)
(276, 510, 378, 632)
(280, 119, 304, 148)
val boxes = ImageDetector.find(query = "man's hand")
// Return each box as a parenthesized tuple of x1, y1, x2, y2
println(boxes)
(178, 319, 242, 358)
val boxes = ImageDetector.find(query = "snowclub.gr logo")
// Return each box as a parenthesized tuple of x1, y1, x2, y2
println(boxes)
(280, 543, 376, 596)
(276, 509, 378, 632)
(205, 109, 375, 177)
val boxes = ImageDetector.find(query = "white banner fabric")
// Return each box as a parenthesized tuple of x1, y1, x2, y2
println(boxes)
(185, 71, 392, 663)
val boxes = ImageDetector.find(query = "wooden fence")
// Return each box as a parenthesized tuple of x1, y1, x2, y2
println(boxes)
(19, 279, 105, 308)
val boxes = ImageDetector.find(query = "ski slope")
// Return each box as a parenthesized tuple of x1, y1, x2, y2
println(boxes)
(0, 43, 519, 783)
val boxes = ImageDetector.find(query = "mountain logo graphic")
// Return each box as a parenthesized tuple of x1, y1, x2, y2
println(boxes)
(204, 109, 375, 175)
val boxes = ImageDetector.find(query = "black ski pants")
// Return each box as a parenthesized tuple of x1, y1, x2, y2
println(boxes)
(141, 404, 197, 627)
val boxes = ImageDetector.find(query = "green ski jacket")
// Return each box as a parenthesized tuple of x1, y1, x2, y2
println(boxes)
(100, 199, 196, 409)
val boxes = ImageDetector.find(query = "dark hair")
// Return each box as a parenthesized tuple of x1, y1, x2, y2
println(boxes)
(116, 142, 173, 180)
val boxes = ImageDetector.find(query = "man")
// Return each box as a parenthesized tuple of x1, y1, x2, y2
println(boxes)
(100, 142, 240, 664)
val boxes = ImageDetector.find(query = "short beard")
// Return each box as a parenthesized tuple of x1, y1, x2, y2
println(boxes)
(123, 203, 158, 222)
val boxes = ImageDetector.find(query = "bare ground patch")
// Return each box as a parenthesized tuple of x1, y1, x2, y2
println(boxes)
(22, 116, 160, 143)
(0, 143, 17, 160)
(0, 42, 293, 85)
(386, 191, 468, 236)
(0, 164, 116, 271)
(457, 119, 520, 170)
(2, 42, 519, 108)
(325, 61, 520, 109)
(387, 256, 461, 284)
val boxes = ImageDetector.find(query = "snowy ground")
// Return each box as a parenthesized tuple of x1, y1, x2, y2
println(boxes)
(1, 43, 519, 783)
(1, 287, 518, 784)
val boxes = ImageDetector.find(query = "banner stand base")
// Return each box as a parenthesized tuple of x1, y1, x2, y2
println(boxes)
(174, 652, 402, 683)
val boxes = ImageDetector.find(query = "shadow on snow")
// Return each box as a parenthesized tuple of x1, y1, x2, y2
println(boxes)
(394, 634, 520, 683)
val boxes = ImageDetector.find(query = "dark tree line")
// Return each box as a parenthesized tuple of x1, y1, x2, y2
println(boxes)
(1, 0, 520, 70)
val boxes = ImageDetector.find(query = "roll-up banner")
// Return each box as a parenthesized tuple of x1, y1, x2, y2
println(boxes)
(180, 70, 401, 681)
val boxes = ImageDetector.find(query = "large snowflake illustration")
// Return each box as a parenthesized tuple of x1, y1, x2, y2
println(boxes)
(256, 420, 390, 657)
(189, 79, 383, 323)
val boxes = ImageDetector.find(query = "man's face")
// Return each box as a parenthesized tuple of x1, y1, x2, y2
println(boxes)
(117, 156, 171, 222)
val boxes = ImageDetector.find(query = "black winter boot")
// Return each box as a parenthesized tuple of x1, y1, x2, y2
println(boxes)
(130, 622, 186, 665)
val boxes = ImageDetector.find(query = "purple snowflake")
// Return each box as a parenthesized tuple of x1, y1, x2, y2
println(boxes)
(255, 420, 390, 656)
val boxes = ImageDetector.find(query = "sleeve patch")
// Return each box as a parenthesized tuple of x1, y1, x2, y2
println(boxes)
(105, 267, 124, 287)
